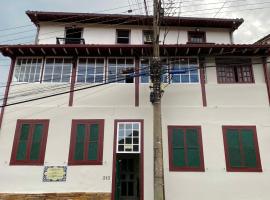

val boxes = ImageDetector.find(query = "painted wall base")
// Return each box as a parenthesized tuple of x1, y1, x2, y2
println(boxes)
(0, 193, 111, 200)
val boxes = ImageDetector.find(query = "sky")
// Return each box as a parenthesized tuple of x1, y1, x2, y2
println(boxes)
(0, 0, 270, 101)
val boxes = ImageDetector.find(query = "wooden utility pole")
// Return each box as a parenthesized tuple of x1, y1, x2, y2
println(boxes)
(151, 0, 165, 199)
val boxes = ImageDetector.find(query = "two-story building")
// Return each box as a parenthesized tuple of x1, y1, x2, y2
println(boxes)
(0, 10, 270, 200)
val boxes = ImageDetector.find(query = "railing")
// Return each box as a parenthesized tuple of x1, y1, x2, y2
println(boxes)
(56, 37, 85, 45)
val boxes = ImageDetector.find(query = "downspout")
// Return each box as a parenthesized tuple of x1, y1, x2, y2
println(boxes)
(0, 57, 16, 130)
(35, 23, 40, 44)
(229, 30, 234, 44)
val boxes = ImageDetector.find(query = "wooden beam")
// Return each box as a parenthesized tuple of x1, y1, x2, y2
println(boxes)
(41, 48, 46, 55)
(242, 48, 247, 54)
(253, 48, 260, 54)
(18, 48, 24, 55)
(197, 48, 201, 55)
(6, 48, 13, 55)
(98, 48, 100, 55)
(141, 48, 144, 56)
(208, 48, 212, 55)
(63, 48, 68, 55)
(52, 48, 57, 55)
(108, 48, 111, 55)
(29, 48, 35, 55)
(75, 48, 79, 55)
(86, 48, 89, 55)
(186, 47, 189, 55)
(219, 48, 224, 55)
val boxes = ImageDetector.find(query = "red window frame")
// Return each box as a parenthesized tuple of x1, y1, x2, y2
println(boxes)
(188, 31, 206, 43)
(222, 126, 262, 172)
(10, 119, 49, 165)
(68, 119, 104, 165)
(168, 126, 205, 172)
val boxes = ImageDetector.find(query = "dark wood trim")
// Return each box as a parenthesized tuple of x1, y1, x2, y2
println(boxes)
(2, 44, 270, 57)
(199, 58, 207, 107)
(135, 58, 140, 107)
(262, 57, 270, 105)
(68, 119, 104, 165)
(111, 119, 144, 200)
(188, 31, 206, 43)
(215, 58, 254, 84)
(167, 125, 205, 172)
(40, 56, 45, 83)
(10, 119, 50, 165)
(222, 125, 262, 172)
(69, 57, 77, 107)
(0, 58, 16, 130)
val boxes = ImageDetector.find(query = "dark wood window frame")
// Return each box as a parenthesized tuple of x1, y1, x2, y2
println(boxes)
(216, 65, 254, 83)
(116, 29, 130, 44)
(222, 126, 262, 172)
(142, 30, 153, 44)
(10, 119, 49, 165)
(168, 126, 205, 172)
(188, 31, 206, 43)
(68, 119, 104, 165)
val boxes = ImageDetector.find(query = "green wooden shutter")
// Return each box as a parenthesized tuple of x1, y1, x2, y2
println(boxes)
(16, 124, 30, 160)
(88, 124, 99, 161)
(226, 129, 242, 167)
(186, 129, 200, 167)
(74, 124, 85, 160)
(172, 128, 185, 167)
(30, 124, 43, 160)
(241, 129, 257, 167)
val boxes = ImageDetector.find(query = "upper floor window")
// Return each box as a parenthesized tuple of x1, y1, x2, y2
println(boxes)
(116, 29, 130, 44)
(143, 30, 153, 44)
(13, 58, 43, 82)
(10, 119, 49, 165)
(68, 120, 104, 165)
(43, 58, 72, 83)
(171, 57, 199, 83)
(140, 58, 168, 83)
(188, 31, 206, 43)
(65, 27, 83, 44)
(168, 126, 205, 171)
(222, 126, 262, 172)
(108, 58, 134, 83)
(77, 58, 105, 83)
(216, 58, 254, 83)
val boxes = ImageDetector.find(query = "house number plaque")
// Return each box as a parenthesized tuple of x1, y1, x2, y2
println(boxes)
(43, 166, 67, 182)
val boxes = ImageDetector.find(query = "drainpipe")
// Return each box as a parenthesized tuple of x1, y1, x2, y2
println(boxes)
(230, 30, 234, 44)
(35, 24, 40, 44)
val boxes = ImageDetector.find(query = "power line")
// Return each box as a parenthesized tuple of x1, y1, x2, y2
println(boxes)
(0, 65, 152, 108)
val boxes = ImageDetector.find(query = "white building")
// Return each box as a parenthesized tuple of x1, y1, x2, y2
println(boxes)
(0, 10, 270, 200)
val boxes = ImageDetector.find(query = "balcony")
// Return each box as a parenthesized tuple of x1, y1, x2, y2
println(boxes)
(56, 37, 85, 45)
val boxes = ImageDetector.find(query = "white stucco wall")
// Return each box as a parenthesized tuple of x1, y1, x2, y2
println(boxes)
(37, 23, 232, 45)
(1, 57, 270, 200)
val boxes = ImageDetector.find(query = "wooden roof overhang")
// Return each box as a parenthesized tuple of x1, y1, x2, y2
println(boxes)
(1, 44, 270, 58)
(26, 11, 243, 30)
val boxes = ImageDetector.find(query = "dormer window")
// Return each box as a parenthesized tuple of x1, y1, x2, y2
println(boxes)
(188, 31, 206, 43)
(143, 30, 153, 44)
(116, 29, 130, 44)
(65, 27, 83, 44)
